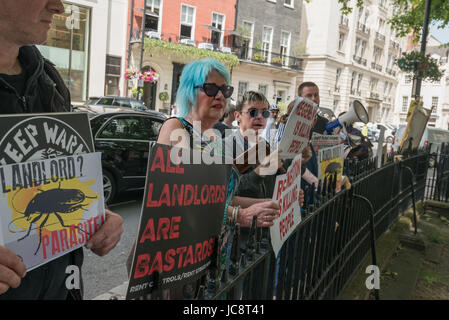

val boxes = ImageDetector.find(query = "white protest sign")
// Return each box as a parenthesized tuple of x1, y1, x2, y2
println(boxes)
(278, 97, 319, 159)
(0, 152, 105, 271)
(270, 154, 302, 257)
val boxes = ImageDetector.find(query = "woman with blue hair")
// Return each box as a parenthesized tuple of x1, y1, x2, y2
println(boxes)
(148, 58, 280, 299)
(157, 58, 279, 230)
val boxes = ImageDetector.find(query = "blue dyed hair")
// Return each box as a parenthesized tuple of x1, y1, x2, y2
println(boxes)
(176, 58, 231, 118)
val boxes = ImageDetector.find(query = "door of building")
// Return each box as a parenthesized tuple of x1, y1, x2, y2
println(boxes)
(171, 63, 185, 105)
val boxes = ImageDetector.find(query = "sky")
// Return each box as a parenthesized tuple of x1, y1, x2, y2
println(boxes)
(430, 23, 449, 44)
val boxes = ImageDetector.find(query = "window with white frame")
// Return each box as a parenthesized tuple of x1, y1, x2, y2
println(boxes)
(258, 84, 268, 96)
(238, 81, 248, 100)
(335, 68, 341, 90)
(284, 0, 294, 7)
(432, 96, 438, 113)
(280, 31, 291, 65)
(373, 47, 382, 63)
(145, 0, 161, 32)
(377, 18, 385, 33)
(354, 38, 360, 56)
(357, 73, 363, 92)
(360, 40, 366, 58)
(358, 6, 364, 23)
(351, 71, 356, 93)
(402, 96, 409, 112)
(262, 27, 273, 58)
(338, 33, 345, 51)
(240, 21, 254, 60)
(405, 74, 412, 84)
(370, 77, 378, 91)
(211, 13, 225, 47)
(388, 83, 393, 96)
(180, 4, 195, 39)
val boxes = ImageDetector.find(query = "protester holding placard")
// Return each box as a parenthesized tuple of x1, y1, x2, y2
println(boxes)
(0, 0, 123, 300)
(126, 59, 281, 299)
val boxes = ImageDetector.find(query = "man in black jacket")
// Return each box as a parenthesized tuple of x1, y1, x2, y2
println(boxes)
(0, 0, 123, 299)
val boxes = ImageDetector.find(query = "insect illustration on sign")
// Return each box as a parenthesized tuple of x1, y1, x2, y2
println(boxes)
(324, 161, 342, 180)
(9, 180, 97, 255)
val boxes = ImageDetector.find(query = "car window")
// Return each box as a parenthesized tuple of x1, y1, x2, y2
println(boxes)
(99, 98, 114, 106)
(115, 98, 132, 108)
(98, 117, 145, 140)
(130, 100, 147, 111)
(140, 117, 163, 140)
(87, 98, 99, 105)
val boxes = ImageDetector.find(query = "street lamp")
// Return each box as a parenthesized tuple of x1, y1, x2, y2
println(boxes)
(411, 0, 432, 101)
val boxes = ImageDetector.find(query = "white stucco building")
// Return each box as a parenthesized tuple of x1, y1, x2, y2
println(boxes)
(37, 0, 129, 103)
(300, 0, 405, 124)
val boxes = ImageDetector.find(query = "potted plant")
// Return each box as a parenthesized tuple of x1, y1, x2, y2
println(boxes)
(252, 52, 267, 63)
(159, 91, 169, 102)
(271, 56, 283, 66)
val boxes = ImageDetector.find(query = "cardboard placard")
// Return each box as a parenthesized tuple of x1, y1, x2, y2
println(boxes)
(126, 144, 231, 299)
(270, 154, 302, 257)
(0, 112, 103, 271)
(278, 97, 318, 159)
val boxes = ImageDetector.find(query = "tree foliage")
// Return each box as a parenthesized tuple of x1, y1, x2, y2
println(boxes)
(334, 0, 449, 45)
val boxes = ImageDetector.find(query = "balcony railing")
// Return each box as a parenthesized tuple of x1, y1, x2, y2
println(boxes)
(385, 68, 396, 76)
(236, 46, 303, 70)
(357, 23, 370, 36)
(371, 62, 383, 72)
(369, 92, 380, 99)
(375, 32, 386, 42)
(353, 55, 367, 66)
(339, 15, 349, 27)
(391, 41, 400, 50)
(131, 30, 303, 71)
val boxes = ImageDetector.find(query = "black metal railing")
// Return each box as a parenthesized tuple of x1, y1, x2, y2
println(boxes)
(426, 143, 449, 202)
(371, 62, 383, 72)
(353, 55, 367, 66)
(375, 32, 386, 42)
(195, 150, 431, 300)
(236, 46, 303, 70)
(131, 29, 303, 71)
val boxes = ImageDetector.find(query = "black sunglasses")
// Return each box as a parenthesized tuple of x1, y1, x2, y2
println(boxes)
(243, 108, 270, 118)
(194, 83, 234, 98)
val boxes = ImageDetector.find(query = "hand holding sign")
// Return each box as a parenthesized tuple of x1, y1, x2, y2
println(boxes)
(237, 201, 280, 227)
(0, 245, 26, 295)
(86, 209, 123, 257)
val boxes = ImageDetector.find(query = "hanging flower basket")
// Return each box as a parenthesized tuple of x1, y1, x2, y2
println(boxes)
(140, 70, 159, 83)
(124, 69, 140, 80)
(124, 70, 159, 83)
(397, 51, 443, 82)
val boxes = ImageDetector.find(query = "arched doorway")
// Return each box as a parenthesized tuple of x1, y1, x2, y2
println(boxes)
(141, 65, 157, 110)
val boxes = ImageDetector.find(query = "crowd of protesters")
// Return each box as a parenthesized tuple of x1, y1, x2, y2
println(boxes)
(0, 0, 373, 301)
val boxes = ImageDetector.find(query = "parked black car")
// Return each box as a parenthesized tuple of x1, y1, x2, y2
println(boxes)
(89, 111, 167, 203)
(78, 96, 150, 113)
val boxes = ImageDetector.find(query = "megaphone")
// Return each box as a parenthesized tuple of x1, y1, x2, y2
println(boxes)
(325, 100, 369, 133)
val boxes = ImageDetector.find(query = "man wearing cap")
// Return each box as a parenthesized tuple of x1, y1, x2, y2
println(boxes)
(269, 104, 280, 121)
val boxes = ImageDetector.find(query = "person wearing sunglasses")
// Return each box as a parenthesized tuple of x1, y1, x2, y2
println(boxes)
(127, 59, 281, 299)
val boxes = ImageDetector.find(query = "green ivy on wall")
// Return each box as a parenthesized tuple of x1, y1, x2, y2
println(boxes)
(144, 38, 240, 69)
